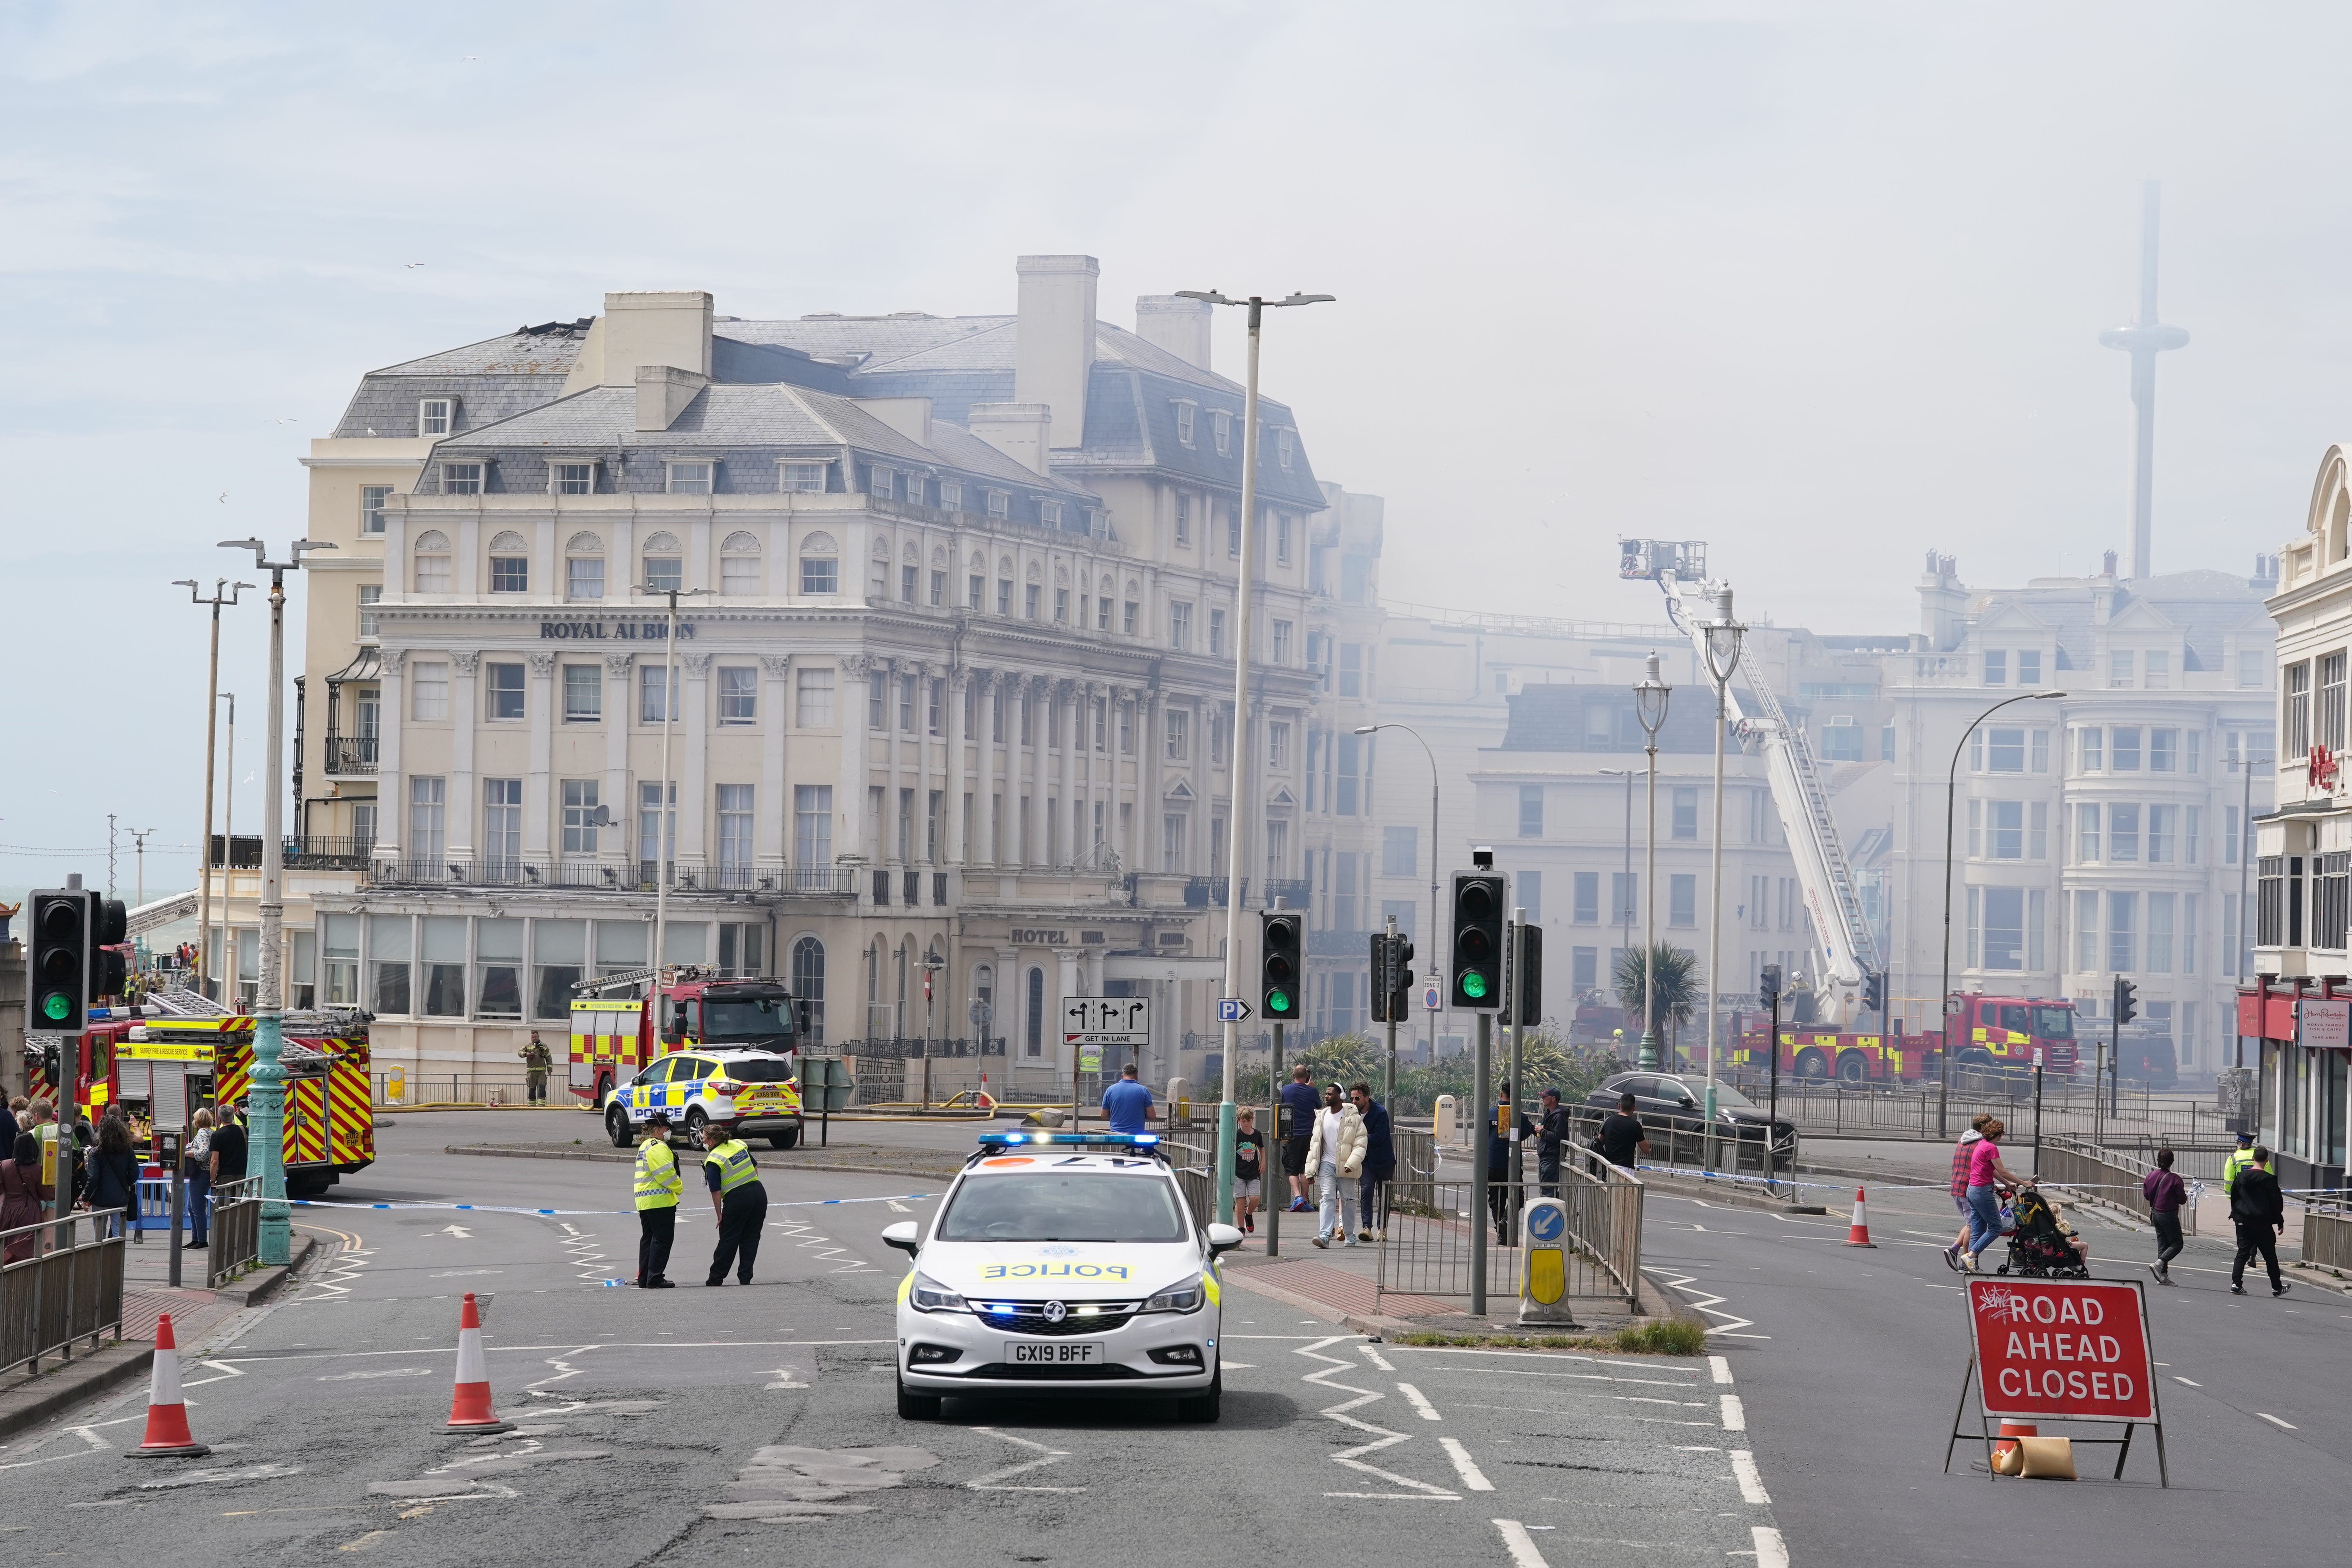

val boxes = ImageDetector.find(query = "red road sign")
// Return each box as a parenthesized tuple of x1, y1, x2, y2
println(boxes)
(1966, 1278, 2154, 1422)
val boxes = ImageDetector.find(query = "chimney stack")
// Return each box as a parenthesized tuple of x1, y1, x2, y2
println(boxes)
(1014, 255, 1099, 451)
(1135, 294, 1213, 372)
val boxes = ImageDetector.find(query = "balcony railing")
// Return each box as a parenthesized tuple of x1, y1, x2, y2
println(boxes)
(285, 836, 375, 871)
(365, 858, 858, 895)
(323, 735, 379, 776)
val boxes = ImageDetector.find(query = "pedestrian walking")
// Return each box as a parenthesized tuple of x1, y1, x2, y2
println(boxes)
(1943, 1114, 1991, 1271)
(1278, 1065, 1321, 1213)
(185, 1110, 214, 1249)
(2229, 1145, 2290, 1297)
(520, 1032, 554, 1105)
(1232, 1109, 1265, 1233)
(701, 1121, 768, 1286)
(83, 1114, 139, 1242)
(1, 1130, 41, 1263)
(2143, 1146, 2188, 1285)
(1101, 1060, 1154, 1134)
(634, 1112, 681, 1288)
(1961, 1118, 2022, 1273)
(1590, 1091, 1650, 1174)
(1306, 1083, 1365, 1248)
(1350, 1083, 1394, 1241)
(1534, 1088, 1569, 1198)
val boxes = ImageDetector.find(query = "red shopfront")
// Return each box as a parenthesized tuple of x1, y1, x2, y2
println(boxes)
(2236, 977, 2349, 1195)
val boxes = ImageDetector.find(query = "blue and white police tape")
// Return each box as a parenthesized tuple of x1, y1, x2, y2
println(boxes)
(282, 1191, 941, 1218)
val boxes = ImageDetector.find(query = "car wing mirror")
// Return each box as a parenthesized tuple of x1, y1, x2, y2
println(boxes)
(1204, 1222, 1245, 1258)
(880, 1220, 921, 1257)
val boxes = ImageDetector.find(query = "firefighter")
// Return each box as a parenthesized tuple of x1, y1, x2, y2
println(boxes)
(700, 1120, 768, 1287)
(519, 1032, 554, 1105)
(634, 1111, 681, 1288)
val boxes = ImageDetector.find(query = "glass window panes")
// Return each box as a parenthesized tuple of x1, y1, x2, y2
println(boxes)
(561, 780, 601, 854)
(667, 462, 713, 494)
(421, 915, 466, 1016)
(442, 463, 483, 495)
(533, 918, 585, 1019)
(361, 485, 390, 534)
(323, 912, 359, 1006)
(419, 397, 452, 436)
(718, 785, 754, 881)
(640, 664, 677, 723)
(563, 664, 602, 722)
(486, 662, 525, 720)
(567, 556, 605, 600)
(369, 913, 412, 1013)
(639, 781, 676, 870)
(554, 462, 593, 495)
(408, 775, 445, 860)
(800, 554, 838, 593)
(595, 919, 646, 975)
(476, 918, 523, 1018)
(719, 666, 757, 725)
(662, 922, 708, 964)
(797, 666, 834, 726)
(483, 779, 522, 868)
(795, 785, 833, 870)
(642, 554, 682, 593)
(414, 550, 451, 593)
(358, 584, 382, 639)
(782, 461, 827, 493)
(722, 552, 759, 595)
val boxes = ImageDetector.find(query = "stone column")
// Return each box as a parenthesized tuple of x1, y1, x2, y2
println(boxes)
(376, 649, 407, 866)
(973, 670, 997, 869)
(526, 653, 555, 858)
(1192, 697, 1212, 876)
(885, 659, 906, 868)
(603, 653, 634, 874)
(678, 649, 711, 876)
(759, 653, 792, 880)
(448, 649, 479, 859)
(922, 661, 946, 867)
(837, 655, 871, 889)
(946, 665, 969, 868)
(1055, 679, 1076, 870)
(1022, 676, 1044, 869)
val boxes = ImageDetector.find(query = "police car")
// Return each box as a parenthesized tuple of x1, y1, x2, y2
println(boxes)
(882, 1132, 1243, 1423)
(603, 1048, 805, 1149)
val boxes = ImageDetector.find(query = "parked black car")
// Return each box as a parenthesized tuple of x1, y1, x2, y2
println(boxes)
(1583, 1071, 1799, 1169)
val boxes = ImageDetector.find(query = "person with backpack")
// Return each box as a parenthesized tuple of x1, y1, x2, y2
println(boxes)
(2229, 1145, 2291, 1298)
(2143, 1146, 2189, 1286)
(82, 1114, 140, 1242)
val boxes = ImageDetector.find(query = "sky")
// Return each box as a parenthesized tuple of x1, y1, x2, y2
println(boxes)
(5, 0, 2351, 897)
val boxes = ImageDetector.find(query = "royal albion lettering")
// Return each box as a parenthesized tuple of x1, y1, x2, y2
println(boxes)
(539, 620, 699, 641)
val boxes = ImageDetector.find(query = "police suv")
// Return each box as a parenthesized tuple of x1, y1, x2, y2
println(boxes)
(603, 1047, 804, 1149)
(883, 1132, 1243, 1422)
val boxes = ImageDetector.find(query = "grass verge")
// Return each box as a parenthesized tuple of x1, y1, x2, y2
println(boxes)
(1392, 1319, 1708, 1356)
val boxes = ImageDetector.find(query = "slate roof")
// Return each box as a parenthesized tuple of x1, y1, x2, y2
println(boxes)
(332, 325, 589, 438)
(1967, 570, 2270, 672)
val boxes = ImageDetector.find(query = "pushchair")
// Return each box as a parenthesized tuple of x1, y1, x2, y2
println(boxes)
(1998, 1183, 2089, 1279)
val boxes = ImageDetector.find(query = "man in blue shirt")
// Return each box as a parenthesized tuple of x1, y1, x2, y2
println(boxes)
(1101, 1062, 1154, 1133)
(1278, 1065, 1323, 1212)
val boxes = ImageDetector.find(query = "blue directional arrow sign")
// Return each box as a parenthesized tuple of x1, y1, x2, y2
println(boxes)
(1217, 998, 1253, 1023)
(1526, 1203, 1566, 1243)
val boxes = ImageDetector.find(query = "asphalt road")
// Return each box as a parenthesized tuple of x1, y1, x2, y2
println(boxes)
(0, 1111, 1782, 1568)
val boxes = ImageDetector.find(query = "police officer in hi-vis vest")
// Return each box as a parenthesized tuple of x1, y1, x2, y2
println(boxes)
(634, 1111, 681, 1288)
(701, 1120, 768, 1286)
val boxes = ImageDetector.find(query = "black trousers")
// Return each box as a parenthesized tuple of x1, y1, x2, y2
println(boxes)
(1357, 1172, 1390, 1232)
(637, 1206, 676, 1284)
(2151, 1210, 2184, 1271)
(1537, 1153, 1563, 1200)
(709, 1185, 768, 1283)
(1488, 1178, 1514, 1241)
(2232, 1220, 2282, 1290)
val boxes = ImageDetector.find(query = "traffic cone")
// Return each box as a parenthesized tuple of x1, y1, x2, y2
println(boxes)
(444, 1292, 513, 1434)
(128, 1313, 210, 1458)
(1842, 1187, 1877, 1248)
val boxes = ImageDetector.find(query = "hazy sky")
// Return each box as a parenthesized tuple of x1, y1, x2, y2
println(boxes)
(6, 1, 2350, 888)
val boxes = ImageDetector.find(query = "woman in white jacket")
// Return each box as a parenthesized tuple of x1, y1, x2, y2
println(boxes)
(1304, 1084, 1367, 1247)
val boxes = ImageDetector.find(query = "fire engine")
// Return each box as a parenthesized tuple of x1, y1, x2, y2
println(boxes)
(566, 964, 808, 1107)
(1729, 993, 2082, 1083)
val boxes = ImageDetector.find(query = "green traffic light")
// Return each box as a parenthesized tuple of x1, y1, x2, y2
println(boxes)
(1461, 971, 1488, 1000)
(1268, 989, 1293, 1014)
(41, 993, 71, 1021)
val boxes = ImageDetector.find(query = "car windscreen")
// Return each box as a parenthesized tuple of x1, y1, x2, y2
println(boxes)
(716, 1057, 795, 1083)
(936, 1172, 1191, 1243)
(702, 997, 795, 1044)
(2033, 1006, 2076, 1040)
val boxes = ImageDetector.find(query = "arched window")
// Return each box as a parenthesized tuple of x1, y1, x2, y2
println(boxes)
(641, 530, 682, 594)
(720, 530, 760, 595)
(791, 936, 826, 1046)
(1025, 967, 1045, 1058)
(799, 530, 839, 595)
(413, 529, 452, 593)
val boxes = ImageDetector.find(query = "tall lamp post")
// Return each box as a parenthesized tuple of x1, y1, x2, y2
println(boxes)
(219, 537, 336, 1267)
(1176, 286, 1334, 1227)
(635, 583, 714, 1045)
(177, 579, 250, 999)
(1633, 653, 1672, 1069)
(1355, 722, 1439, 1067)
(1699, 591, 1746, 1170)
(2230, 751, 2273, 1071)
(1938, 688, 2066, 1136)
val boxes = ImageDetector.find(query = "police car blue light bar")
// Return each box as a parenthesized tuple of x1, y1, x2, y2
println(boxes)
(978, 1131, 1161, 1148)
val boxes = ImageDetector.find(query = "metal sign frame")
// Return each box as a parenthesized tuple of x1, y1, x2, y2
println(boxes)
(1944, 1277, 2167, 1486)
(1062, 998, 1151, 1047)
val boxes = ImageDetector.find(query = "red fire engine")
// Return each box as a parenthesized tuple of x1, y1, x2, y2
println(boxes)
(565, 965, 807, 1107)
(1728, 994, 2082, 1083)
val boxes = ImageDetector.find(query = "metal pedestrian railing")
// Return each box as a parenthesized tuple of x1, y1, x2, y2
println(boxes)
(1374, 1160, 1644, 1314)
(375, 1073, 547, 1107)
(1, 1211, 128, 1375)
(2036, 1136, 2198, 1236)
(207, 1176, 262, 1287)
(1717, 1074, 2237, 1147)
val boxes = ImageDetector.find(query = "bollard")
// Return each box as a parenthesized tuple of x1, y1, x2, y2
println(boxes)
(1517, 1197, 1581, 1327)
(1434, 1094, 1458, 1147)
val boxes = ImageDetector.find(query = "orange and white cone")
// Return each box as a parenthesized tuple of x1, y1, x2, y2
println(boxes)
(128, 1312, 210, 1458)
(1842, 1187, 1877, 1247)
(444, 1292, 513, 1434)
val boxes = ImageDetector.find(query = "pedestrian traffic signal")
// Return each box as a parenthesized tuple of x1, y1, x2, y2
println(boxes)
(1369, 933, 1392, 1022)
(94, 898, 128, 1001)
(26, 888, 93, 1033)
(1758, 963, 1783, 1004)
(2113, 976, 2139, 1027)
(1863, 971, 1886, 1016)
(1369, 933, 1416, 1023)
(1261, 910, 1301, 1022)
(1501, 922, 1543, 1026)
(1449, 873, 1506, 1011)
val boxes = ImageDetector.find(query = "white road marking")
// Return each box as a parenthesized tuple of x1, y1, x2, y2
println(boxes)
(1730, 1449, 1771, 1504)
(1358, 1343, 1397, 1372)
(2258, 1412, 2297, 1430)
(1298, 1337, 1460, 1499)
(1721, 1394, 1748, 1432)
(136, 1462, 305, 1490)
(318, 1368, 432, 1382)
(967, 1427, 1081, 1492)
(2174, 1376, 2201, 1387)
(429, 1270, 503, 1279)
(1642, 1263, 1763, 1338)
(1397, 1383, 1443, 1421)
(1439, 1437, 1495, 1491)
(437, 1225, 472, 1239)
(1493, 1518, 1552, 1566)
(0, 1428, 110, 1473)
(886, 1200, 913, 1213)
(762, 1367, 809, 1390)
(1753, 1525, 1791, 1568)
(1709, 1355, 1734, 1385)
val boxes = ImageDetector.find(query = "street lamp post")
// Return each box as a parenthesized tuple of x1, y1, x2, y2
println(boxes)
(1356, 722, 1439, 1069)
(127, 828, 157, 913)
(1938, 688, 2066, 1136)
(219, 537, 336, 1267)
(1633, 653, 1672, 1069)
(635, 583, 714, 1047)
(1699, 591, 1746, 1172)
(1176, 287, 1334, 1227)
(2231, 752, 2273, 1071)
(176, 579, 250, 1002)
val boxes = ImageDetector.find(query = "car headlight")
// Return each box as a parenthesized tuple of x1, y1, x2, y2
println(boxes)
(909, 1273, 967, 1313)
(1143, 1276, 1204, 1314)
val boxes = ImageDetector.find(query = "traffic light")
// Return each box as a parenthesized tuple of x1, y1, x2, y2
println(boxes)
(1261, 909, 1301, 1023)
(1449, 873, 1506, 1011)
(1369, 933, 1416, 1024)
(94, 898, 128, 1001)
(1501, 923, 1543, 1026)
(2113, 976, 2139, 1028)
(1759, 963, 1783, 1004)
(1863, 971, 1886, 1016)
(26, 888, 93, 1033)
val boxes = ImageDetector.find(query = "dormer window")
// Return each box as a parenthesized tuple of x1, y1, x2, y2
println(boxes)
(780, 460, 828, 494)
(419, 397, 454, 437)
(1212, 410, 1232, 456)
(869, 466, 894, 500)
(1278, 427, 1295, 468)
(1040, 499, 1065, 529)
(551, 462, 594, 495)
(666, 461, 713, 495)
(986, 490, 1010, 520)
(1173, 400, 1197, 447)
(441, 462, 483, 495)
(903, 473, 926, 506)
(939, 480, 964, 512)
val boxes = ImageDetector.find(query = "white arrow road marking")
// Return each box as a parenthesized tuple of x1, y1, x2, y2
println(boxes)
(886, 1201, 913, 1213)
(762, 1367, 809, 1390)
(1397, 1383, 1442, 1421)
(1493, 1519, 1553, 1567)
(1730, 1449, 1771, 1504)
(966, 1427, 1082, 1492)
(438, 1225, 472, 1239)
(1297, 1337, 1459, 1499)
(1437, 1437, 1494, 1491)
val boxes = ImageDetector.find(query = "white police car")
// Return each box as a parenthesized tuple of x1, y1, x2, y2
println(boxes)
(602, 1047, 805, 1149)
(882, 1132, 1243, 1423)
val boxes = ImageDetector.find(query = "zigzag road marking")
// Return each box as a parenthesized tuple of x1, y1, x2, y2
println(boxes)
(1295, 1336, 1460, 1500)
(768, 1212, 874, 1274)
(965, 1426, 1082, 1492)
(1643, 1263, 1764, 1339)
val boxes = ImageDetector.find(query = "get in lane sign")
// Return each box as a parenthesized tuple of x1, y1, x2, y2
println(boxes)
(1966, 1278, 2154, 1421)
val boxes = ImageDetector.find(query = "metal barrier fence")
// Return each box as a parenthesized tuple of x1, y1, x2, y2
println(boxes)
(1376, 1165, 1644, 1314)
(2304, 1208, 2352, 1270)
(0, 1211, 127, 1375)
(2036, 1136, 2196, 1236)
(207, 1177, 261, 1287)
(1719, 1074, 2236, 1147)
(375, 1074, 547, 1107)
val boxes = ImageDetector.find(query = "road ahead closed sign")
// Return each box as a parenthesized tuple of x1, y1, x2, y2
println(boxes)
(1967, 1278, 2154, 1422)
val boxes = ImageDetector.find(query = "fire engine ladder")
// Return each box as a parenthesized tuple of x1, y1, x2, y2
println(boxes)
(143, 987, 232, 1018)
(571, 964, 715, 996)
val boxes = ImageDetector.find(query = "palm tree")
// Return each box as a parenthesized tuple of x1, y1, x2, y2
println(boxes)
(1613, 942, 1703, 1060)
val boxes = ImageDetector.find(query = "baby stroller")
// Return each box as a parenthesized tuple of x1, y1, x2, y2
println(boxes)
(1999, 1183, 2089, 1279)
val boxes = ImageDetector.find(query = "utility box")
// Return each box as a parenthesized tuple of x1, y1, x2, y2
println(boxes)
(1165, 1077, 1188, 1129)
(1434, 1094, 1458, 1147)
(1518, 1197, 1580, 1327)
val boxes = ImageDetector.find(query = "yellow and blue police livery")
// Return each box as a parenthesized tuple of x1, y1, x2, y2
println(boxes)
(604, 1047, 804, 1150)
(882, 1131, 1243, 1423)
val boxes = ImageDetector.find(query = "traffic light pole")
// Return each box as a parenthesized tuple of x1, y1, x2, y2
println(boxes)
(178, 579, 247, 1001)
(1470, 1009, 1491, 1319)
(1265, 1019, 1284, 1259)
(1508, 908, 1525, 1246)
